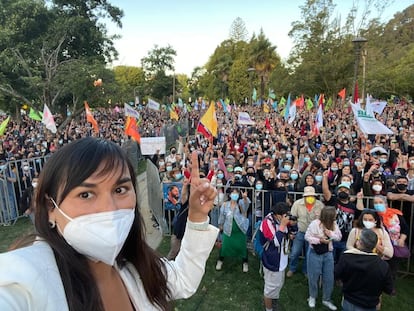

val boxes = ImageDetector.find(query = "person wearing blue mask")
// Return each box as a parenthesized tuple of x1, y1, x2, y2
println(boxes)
(216, 189, 250, 272)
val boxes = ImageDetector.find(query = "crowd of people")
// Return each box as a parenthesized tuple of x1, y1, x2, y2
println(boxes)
(0, 97, 413, 310)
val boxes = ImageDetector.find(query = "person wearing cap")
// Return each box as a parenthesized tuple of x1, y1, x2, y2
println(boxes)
(335, 229, 394, 311)
(286, 186, 325, 278)
(322, 171, 364, 263)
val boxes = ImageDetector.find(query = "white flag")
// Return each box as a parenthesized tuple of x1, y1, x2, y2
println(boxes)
(42, 104, 57, 133)
(237, 112, 256, 125)
(147, 98, 160, 111)
(288, 103, 296, 124)
(124, 103, 140, 119)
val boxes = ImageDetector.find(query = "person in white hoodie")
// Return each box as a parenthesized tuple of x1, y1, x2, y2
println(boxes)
(0, 137, 218, 311)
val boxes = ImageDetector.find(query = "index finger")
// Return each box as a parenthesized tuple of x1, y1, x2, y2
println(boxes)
(190, 151, 200, 180)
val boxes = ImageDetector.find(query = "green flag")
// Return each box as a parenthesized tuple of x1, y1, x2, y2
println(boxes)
(325, 97, 333, 111)
(306, 98, 313, 110)
(252, 88, 257, 102)
(268, 89, 276, 100)
(29, 107, 43, 121)
(279, 96, 286, 108)
(0, 116, 10, 136)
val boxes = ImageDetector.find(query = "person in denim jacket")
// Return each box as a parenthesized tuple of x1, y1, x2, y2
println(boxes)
(216, 188, 250, 272)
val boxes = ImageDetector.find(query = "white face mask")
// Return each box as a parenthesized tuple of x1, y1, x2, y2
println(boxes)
(372, 184, 382, 192)
(51, 199, 135, 266)
(363, 220, 376, 229)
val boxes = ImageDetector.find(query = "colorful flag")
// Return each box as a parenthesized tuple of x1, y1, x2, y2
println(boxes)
(272, 100, 278, 111)
(220, 99, 228, 113)
(338, 88, 346, 100)
(84, 101, 99, 133)
(306, 98, 313, 110)
(314, 100, 324, 135)
(325, 97, 333, 111)
(284, 94, 291, 121)
(28, 107, 42, 121)
(197, 101, 218, 138)
(288, 101, 296, 124)
(170, 109, 179, 121)
(268, 89, 276, 100)
(124, 103, 140, 119)
(0, 116, 10, 136)
(252, 88, 257, 102)
(125, 116, 141, 143)
(263, 103, 270, 113)
(265, 117, 273, 131)
(42, 104, 57, 133)
(147, 98, 160, 111)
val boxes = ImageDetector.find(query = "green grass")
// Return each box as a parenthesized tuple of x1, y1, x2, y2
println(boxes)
(2, 219, 414, 310)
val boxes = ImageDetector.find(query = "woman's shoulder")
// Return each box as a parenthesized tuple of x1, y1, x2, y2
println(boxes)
(0, 240, 56, 274)
(0, 240, 66, 309)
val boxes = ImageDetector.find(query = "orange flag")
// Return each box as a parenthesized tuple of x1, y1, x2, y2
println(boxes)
(338, 88, 346, 100)
(84, 101, 99, 133)
(125, 116, 141, 143)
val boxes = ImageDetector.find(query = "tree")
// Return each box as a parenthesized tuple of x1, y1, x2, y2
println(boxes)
(141, 45, 176, 77)
(113, 66, 146, 104)
(229, 17, 248, 42)
(249, 29, 280, 102)
(0, 0, 123, 118)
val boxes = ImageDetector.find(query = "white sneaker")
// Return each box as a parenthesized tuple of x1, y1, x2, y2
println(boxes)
(308, 297, 316, 308)
(322, 300, 337, 310)
(243, 262, 249, 273)
(215, 260, 223, 271)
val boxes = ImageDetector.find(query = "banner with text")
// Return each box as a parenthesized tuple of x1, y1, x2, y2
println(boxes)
(140, 137, 166, 155)
(237, 112, 256, 125)
(351, 106, 393, 135)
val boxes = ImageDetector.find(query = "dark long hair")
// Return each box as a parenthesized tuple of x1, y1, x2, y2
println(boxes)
(356, 209, 382, 229)
(32, 137, 170, 311)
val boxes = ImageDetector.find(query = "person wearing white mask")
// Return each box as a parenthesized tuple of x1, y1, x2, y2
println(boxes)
(0, 138, 219, 311)
(346, 209, 393, 260)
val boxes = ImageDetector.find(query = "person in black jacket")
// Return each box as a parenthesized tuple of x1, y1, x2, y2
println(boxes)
(334, 229, 394, 311)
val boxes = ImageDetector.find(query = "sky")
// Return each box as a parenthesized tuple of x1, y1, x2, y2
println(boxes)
(106, 0, 412, 76)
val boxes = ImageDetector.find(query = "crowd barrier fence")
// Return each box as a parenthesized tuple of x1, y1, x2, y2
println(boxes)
(161, 182, 413, 276)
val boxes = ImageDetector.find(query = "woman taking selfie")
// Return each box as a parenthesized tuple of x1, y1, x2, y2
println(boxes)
(0, 137, 219, 311)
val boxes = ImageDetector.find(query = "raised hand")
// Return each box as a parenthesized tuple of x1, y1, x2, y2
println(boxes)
(188, 151, 217, 223)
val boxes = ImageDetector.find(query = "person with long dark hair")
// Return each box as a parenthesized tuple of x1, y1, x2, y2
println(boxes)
(0, 137, 219, 311)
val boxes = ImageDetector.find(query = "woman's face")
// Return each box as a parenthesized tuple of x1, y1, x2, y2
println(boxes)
(362, 213, 376, 222)
(373, 197, 386, 205)
(49, 163, 136, 233)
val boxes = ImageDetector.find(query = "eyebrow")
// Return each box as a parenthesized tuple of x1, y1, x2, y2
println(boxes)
(79, 177, 132, 188)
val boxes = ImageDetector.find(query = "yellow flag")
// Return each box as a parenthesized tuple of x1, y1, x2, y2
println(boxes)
(0, 116, 10, 136)
(199, 101, 218, 137)
(170, 109, 179, 121)
(263, 103, 270, 113)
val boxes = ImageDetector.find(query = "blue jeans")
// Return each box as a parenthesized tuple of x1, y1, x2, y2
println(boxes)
(307, 248, 334, 301)
(333, 240, 346, 263)
(342, 298, 376, 311)
(289, 231, 308, 274)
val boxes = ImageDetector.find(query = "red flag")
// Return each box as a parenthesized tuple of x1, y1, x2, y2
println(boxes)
(265, 117, 273, 131)
(84, 101, 99, 133)
(125, 116, 141, 143)
(196, 122, 212, 139)
(353, 81, 359, 104)
(338, 88, 346, 100)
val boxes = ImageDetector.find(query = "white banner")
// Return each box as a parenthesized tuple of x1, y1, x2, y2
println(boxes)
(351, 106, 393, 135)
(124, 103, 140, 119)
(237, 112, 256, 125)
(140, 137, 166, 155)
(147, 98, 160, 111)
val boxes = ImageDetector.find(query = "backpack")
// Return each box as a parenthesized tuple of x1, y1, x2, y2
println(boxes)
(252, 220, 265, 258)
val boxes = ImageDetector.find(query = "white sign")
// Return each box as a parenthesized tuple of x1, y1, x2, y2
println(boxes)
(351, 106, 393, 135)
(140, 137, 166, 155)
(237, 112, 256, 125)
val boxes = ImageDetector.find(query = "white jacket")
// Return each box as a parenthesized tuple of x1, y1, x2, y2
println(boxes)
(0, 224, 218, 311)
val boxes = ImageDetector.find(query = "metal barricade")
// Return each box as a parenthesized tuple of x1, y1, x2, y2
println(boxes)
(0, 156, 50, 226)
